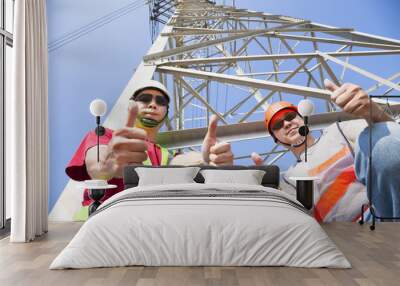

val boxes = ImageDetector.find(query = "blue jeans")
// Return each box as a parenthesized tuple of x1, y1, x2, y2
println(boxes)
(355, 121, 400, 218)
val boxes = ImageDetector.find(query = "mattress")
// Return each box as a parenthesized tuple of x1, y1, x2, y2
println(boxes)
(50, 183, 350, 269)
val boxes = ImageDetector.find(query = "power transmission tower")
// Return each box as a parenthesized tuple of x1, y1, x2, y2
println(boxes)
(106, 0, 400, 163)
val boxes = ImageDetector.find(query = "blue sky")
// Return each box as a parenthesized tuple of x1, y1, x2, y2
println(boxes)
(47, 0, 400, 210)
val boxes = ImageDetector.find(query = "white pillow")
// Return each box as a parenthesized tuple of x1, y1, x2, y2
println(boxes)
(135, 167, 200, 186)
(200, 169, 266, 185)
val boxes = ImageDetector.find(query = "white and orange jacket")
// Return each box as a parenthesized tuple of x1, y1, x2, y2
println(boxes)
(282, 119, 370, 222)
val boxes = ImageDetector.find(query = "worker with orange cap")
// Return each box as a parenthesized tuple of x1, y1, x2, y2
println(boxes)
(252, 79, 400, 223)
(263, 101, 311, 149)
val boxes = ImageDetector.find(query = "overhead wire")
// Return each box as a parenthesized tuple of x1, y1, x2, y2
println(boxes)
(49, 0, 146, 49)
(48, 0, 148, 52)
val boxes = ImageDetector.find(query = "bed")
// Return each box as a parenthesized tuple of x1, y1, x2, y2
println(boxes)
(50, 165, 350, 269)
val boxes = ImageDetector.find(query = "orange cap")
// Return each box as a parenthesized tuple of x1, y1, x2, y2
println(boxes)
(264, 101, 298, 134)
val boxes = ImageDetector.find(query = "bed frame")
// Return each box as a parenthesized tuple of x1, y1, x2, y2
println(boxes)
(123, 165, 280, 190)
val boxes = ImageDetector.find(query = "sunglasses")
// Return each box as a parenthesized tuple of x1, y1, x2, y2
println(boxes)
(135, 93, 168, 107)
(271, 111, 298, 131)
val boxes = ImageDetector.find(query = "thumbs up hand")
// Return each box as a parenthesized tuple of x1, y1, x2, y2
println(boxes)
(102, 101, 149, 178)
(125, 100, 140, 128)
(201, 115, 234, 166)
(324, 79, 391, 123)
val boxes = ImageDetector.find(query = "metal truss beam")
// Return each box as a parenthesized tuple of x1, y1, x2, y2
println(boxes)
(157, 108, 400, 149)
(158, 50, 400, 66)
(237, 56, 315, 123)
(157, 66, 331, 99)
(366, 72, 400, 94)
(213, 31, 269, 111)
(144, 20, 310, 61)
(162, 28, 354, 37)
(269, 33, 400, 50)
(316, 51, 400, 92)
(308, 22, 400, 46)
(176, 76, 229, 124)
(166, 37, 253, 124)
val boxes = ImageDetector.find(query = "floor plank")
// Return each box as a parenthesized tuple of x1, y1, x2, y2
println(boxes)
(0, 222, 399, 286)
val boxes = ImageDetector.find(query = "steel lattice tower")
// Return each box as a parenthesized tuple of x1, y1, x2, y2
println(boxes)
(106, 0, 400, 162)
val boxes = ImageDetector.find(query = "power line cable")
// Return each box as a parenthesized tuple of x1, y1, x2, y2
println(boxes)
(49, 0, 146, 50)
(49, 1, 146, 52)
(49, 0, 145, 48)
(49, 0, 147, 52)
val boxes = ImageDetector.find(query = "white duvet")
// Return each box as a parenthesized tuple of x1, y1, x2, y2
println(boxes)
(50, 183, 350, 269)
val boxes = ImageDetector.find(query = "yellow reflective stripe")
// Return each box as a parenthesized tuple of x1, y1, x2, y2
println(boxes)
(73, 206, 89, 221)
(142, 146, 170, 166)
(161, 147, 169, 165)
(143, 151, 152, 166)
(143, 157, 151, 165)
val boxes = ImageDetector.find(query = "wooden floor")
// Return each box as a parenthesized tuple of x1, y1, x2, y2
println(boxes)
(0, 222, 399, 286)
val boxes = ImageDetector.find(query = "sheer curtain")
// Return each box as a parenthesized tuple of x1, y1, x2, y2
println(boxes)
(8, 0, 49, 242)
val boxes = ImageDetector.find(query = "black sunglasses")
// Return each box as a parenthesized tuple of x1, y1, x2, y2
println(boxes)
(135, 93, 168, 107)
(271, 111, 298, 131)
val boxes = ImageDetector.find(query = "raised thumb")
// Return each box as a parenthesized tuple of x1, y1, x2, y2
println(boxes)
(206, 115, 219, 140)
(251, 152, 264, 166)
(324, 78, 340, 92)
(126, 100, 139, 127)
